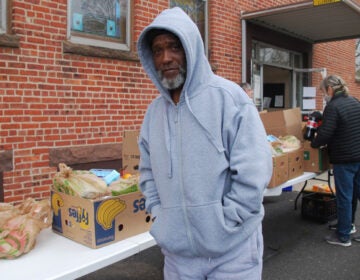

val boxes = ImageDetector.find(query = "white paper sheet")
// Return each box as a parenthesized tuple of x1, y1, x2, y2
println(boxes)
(263, 97, 271, 108)
(302, 99, 316, 109)
(303, 87, 316, 97)
(253, 75, 261, 99)
(274, 95, 283, 107)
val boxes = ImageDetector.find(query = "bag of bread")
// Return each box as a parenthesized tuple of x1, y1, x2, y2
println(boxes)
(53, 163, 109, 199)
(0, 198, 52, 259)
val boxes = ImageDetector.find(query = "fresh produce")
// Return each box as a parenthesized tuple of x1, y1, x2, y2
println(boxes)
(108, 174, 139, 196)
(278, 135, 301, 151)
(312, 184, 334, 193)
(53, 163, 109, 199)
(269, 135, 301, 155)
(0, 198, 52, 259)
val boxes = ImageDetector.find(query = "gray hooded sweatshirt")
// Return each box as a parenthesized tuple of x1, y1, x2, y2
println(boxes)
(137, 7, 272, 258)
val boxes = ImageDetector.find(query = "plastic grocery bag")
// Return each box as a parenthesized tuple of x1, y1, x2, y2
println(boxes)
(108, 174, 139, 196)
(0, 198, 52, 259)
(53, 163, 109, 199)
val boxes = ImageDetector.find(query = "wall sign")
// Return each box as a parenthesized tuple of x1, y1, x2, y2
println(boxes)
(313, 0, 341, 6)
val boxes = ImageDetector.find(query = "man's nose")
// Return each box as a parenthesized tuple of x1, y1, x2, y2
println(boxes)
(162, 49, 173, 62)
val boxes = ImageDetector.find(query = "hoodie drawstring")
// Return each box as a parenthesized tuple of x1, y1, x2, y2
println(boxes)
(163, 104, 173, 178)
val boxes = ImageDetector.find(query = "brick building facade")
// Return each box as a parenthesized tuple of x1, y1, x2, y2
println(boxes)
(1, 0, 360, 203)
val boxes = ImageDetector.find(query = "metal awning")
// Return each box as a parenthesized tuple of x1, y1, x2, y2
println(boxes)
(241, 0, 360, 43)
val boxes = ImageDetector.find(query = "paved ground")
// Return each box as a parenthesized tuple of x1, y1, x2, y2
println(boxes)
(78, 173, 360, 280)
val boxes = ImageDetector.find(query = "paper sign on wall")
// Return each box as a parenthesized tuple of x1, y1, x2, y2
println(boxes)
(274, 95, 283, 107)
(303, 99, 316, 110)
(303, 87, 316, 97)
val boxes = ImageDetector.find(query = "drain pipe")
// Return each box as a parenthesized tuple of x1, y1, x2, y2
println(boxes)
(241, 18, 247, 83)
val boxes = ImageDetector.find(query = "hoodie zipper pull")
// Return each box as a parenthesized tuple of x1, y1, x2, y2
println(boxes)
(174, 107, 179, 123)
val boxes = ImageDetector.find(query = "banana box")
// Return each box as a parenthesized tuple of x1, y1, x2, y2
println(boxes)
(51, 190, 152, 249)
(287, 147, 304, 180)
(268, 153, 289, 188)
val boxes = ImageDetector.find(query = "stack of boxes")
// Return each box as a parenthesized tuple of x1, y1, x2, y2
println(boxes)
(260, 108, 329, 188)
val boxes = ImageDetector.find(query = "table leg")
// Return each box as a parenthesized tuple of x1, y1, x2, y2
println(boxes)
(294, 180, 308, 210)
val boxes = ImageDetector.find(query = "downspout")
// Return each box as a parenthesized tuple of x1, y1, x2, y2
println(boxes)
(241, 18, 247, 83)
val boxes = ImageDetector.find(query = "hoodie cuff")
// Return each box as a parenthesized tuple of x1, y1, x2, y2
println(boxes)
(151, 204, 161, 219)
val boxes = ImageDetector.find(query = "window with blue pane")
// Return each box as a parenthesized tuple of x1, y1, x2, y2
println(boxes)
(69, 0, 130, 51)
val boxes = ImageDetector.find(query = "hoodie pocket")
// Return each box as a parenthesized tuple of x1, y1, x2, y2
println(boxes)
(186, 201, 243, 257)
(150, 201, 246, 258)
(150, 206, 194, 256)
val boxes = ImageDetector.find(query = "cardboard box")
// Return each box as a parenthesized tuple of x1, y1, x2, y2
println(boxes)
(122, 131, 140, 174)
(260, 108, 304, 186)
(288, 147, 304, 179)
(260, 108, 303, 140)
(303, 141, 330, 172)
(268, 153, 289, 188)
(51, 190, 152, 248)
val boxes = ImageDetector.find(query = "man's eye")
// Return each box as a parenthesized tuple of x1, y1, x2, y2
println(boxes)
(171, 44, 182, 51)
(152, 49, 162, 56)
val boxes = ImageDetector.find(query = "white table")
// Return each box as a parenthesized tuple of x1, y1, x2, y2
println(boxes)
(1, 228, 156, 280)
(264, 172, 317, 197)
(1, 171, 325, 280)
(264, 170, 334, 211)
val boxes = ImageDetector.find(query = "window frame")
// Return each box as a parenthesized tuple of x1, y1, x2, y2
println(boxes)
(0, 0, 20, 48)
(356, 38, 360, 82)
(66, 0, 131, 51)
(0, 0, 7, 34)
(169, 0, 209, 57)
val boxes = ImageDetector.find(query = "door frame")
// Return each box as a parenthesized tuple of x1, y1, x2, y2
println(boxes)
(251, 60, 326, 112)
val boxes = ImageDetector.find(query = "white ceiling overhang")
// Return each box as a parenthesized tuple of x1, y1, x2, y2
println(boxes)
(241, 0, 360, 43)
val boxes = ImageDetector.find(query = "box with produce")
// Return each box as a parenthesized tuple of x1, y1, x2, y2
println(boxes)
(261, 108, 305, 187)
(51, 163, 151, 249)
(274, 135, 304, 180)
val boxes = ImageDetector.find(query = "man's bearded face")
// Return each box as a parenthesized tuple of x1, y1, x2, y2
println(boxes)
(157, 65, 186, 90)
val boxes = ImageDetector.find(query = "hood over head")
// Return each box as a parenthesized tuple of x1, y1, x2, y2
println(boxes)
(137, 8, 224, 180)
(137, 7, 213, 102)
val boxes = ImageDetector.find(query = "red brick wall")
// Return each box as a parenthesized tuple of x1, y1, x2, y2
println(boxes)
(0, 0, 161, 203)
(213, 0, 360, 102)
(1, 0, 359, 203)
(313, 40, 360, 107)
(207, 0, 302, 83)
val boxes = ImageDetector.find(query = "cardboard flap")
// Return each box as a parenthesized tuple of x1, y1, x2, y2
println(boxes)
(283, 108, 302, 140)
(260, 108, 303, 140)
(122, 131, 140, 174)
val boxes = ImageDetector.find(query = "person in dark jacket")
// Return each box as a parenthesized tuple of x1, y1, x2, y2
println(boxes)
(311, 74, 360, 247)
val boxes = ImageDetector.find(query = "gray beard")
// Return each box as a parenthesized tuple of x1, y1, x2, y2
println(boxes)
(157, 66, 186, 90)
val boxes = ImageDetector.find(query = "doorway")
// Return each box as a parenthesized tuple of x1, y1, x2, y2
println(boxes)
(263, 66, 291, 110)
(251, 60, 326, 113)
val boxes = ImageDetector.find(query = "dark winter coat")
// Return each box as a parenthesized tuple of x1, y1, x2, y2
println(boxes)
(311, 92, 360, 164)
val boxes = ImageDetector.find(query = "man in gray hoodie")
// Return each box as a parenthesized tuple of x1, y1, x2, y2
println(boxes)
(137, 7, 272, 279)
